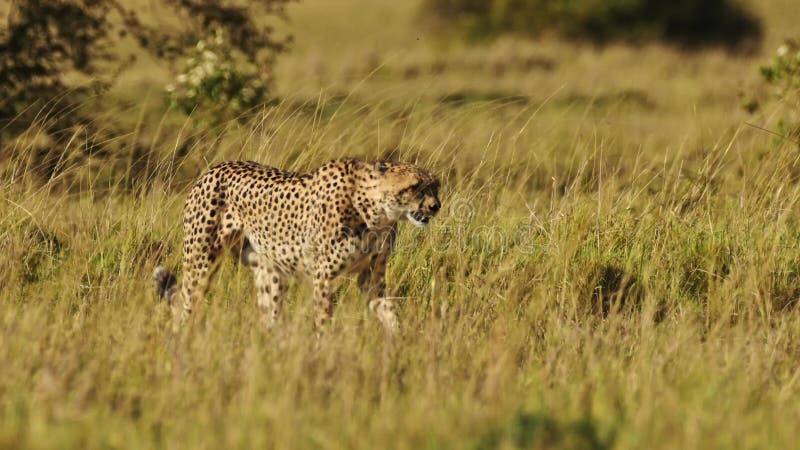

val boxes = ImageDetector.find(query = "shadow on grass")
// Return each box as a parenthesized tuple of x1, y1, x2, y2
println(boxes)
(439, 91, 530, 107)
(475, 412, 614, 450)
(438, 89, 656, 111)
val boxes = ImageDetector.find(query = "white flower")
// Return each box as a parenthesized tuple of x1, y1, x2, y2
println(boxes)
(778, 45, 789, 57)
(202, 50, 218, 62)
(165, 84, 175, 93)
(176, 74, 187, 83)
(196, 40, 206, 51)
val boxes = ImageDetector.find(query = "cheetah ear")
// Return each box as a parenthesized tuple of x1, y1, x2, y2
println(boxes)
(374, 161, 389, 173)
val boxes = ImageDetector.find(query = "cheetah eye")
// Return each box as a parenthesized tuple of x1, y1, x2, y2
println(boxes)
(408, 182, 428, 198)
(400, 182, 421, 196)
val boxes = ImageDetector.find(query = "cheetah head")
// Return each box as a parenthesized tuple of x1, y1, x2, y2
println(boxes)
(364, 161, 441, 227)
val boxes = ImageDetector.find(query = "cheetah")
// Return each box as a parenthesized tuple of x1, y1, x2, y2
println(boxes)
(153, 158, 441, 332)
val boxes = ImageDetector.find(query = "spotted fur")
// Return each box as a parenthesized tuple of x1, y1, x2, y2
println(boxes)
(154, 158, 441, 331)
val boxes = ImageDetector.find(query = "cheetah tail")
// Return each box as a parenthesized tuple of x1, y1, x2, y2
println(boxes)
(152, 266, 178, 305)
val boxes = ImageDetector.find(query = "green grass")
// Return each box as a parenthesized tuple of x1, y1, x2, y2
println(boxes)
(3, 1, 800, 449)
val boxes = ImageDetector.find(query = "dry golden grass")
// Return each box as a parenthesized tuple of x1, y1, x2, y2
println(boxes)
(2, 1, 800, 449)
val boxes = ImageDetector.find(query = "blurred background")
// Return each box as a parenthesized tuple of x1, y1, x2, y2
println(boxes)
(1, 0, 798, 189)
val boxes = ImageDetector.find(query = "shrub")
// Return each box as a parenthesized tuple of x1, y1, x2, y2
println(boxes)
(166, 30, 270, 118)
(760, 40, 800, 142)
(422, 0, 762, 50)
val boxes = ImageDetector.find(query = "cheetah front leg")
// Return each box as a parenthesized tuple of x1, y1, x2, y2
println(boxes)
(241, 243, 286, 330)
(358, 251, 398, 332)
(312, 274, 335, 329)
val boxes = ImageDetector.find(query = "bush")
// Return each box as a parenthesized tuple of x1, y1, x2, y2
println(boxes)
(760, 40, 800, 142)
(166, 30, 270, 118)
(422, 0, 762, 50)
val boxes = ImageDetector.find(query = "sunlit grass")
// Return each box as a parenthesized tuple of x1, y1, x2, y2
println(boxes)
(3, 86, 800, 449)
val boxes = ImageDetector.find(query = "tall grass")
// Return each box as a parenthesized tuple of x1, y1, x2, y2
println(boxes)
(2, 87, 800, 449)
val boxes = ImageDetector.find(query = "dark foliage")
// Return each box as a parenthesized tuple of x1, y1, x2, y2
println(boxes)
(423, 0, 762, 51)
(0, 1, 114, 123)
(0, 0, 294, 136)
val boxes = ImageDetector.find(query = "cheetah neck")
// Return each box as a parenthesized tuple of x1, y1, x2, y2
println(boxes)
(350, 174, 396, 230)
(352, 190, 394, 230)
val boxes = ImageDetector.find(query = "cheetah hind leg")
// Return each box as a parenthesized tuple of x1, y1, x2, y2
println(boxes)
(154, 234, 237, 331)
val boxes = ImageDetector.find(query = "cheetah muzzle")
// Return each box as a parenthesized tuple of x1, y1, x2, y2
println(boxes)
(153, 158, 441, 333)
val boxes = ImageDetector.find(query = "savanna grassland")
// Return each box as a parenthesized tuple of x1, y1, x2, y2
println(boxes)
(3, 1, 800, 449)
